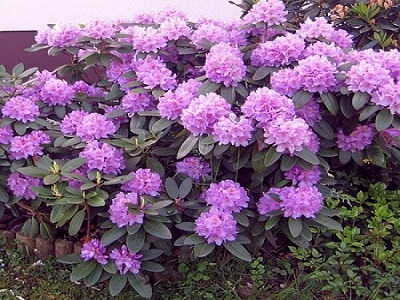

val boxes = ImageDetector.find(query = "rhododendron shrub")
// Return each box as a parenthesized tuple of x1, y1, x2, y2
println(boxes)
(0, 0, 399, 297)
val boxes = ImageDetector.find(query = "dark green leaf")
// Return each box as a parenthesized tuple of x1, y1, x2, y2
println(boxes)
(17, 166, 49, 178)
(128, 274, 152, 299)
(280, 155, 297, 171)
(359, 105, 379, 121)
(339, 150, 352, 164)
(57, 253, 83, 264)
(252, 66, 274, 81)
(366, 145, 386, 167)
(320, 93, 338, 116)
(264, 146, 282, 167)
(340, 98, 355, 118)
(178, 178, 193, 198)
(146, 157, 165, 177)
(177, 135, 199, 159)
(264, 215, 281, 230)
(234, 212, 249, 227)
(143, 220, 172, 239)
(288, 218, 303, 238)
(184, 233, 206, 245)
(375, 109, 394, 131)
(140, 249, 163, 261)
(101, 226, 126, 246)
(194, 241, 215, 257)
(43, 174, 60, 185)
(148, 200, 174, 210)
(84, 264, 103, 287)
(313, 120, 335, 140)
(110, 273, 127, 297)
(175, 222, 195, 232)
(223, 241, 252, 262)
(70, 261, 97, 282)
(151, 118, 174, 132)
(352, 92, 370, 110)
(294, 148, 319, 165)
(126, 230, 145, 253)
(141, 261, 165, 272)
(311, 215, 343, 231)
(68, 209, 85, 236)
(293, 90, 313, 109)
(165, 177, 179, 199)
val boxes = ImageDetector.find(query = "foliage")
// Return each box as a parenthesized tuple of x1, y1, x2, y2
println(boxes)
(0, 0, 399, 297)
(290, 182, 400, 299)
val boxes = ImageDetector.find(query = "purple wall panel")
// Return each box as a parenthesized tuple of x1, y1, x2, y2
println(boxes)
(0, 31, 68, 72)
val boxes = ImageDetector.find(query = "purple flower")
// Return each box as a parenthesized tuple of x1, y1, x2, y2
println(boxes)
(251, 34, 305, 67)
(60, 110, 89, 135)
(7, 173, 42, 200)
(212, 114, 254, 147)
(304, 41, 347, 64)
(106, 61, 131, 83)
(204, 180, 249, 213)
(83, 20, 116, 39)
(241, 87, 295, 127)
(72, 81, 103, 97)
(121, 92, 155, 115)
(46, 24, 82, 47)
(109, 192, 144, 228)
(257, 188, 282, 215)
(380, 128, 400, 148)
(2, 96, 40, 123)
(195, 208, 238, 245)
(176, 157, 211, 181)
(270, 69, 301, 97)
(284, 165, 321, 187)
(104, 105, 129, 129)
(372, 80, 400, 114)
(297, 17, 335, 40)
(336, 125, 375, 153)
(190, 23, 230, 49)
(295, 99, 322, 126)
(294, 55, 337, 93)
(134, 56, 177, 90)
(159, 17, 192, 40)
(122, 26, 167, 53)
(263, 117, 314, 155)
(40, 78, 74, 106)
(76, 113, 117, 142)
(9, 131, 50, 159)
(154, 8, 187, 23)
(243, 0, 287, 26)
(0, 126, 14, 144)
(80, 239, 108, 265)
(80, 141, 125, 175)
(158, 79, 200, 120)
(181, 93, 231, 136)
(110, 245, 142, 275)
(329, 29, 353, 49)
(279, 186, 323, 219)
(345, 60, 392, 94)
(205, 42, 246, 87)
(122, 168, 162, 196)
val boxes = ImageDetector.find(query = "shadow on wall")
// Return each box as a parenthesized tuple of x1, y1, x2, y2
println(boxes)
(0, 31, 68, 71)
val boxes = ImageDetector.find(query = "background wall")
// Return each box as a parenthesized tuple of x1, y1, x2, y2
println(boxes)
(0, 0, 241, 31)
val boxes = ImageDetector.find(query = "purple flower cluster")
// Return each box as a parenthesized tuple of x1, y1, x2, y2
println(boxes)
(257, 186, 323, 218)
(37, 24, 82, 47)
(104, 105, 129, 129)
(336, 125, 375, 152)
(159, 17, 192, 40)
(294, 55, 337, 93)
(212, 114, 254, 147)
(0, 126, 14, 144)
(304, 42, 347, 64)
(190, 23, 229, 49)
(204, 180, 250, 213)
(2, 96, 40, 123)
(134, 56, 177, 90)
(109, 192, 144, 227)
(176, 156, 211, 181)
(380, 128, 400, 148)
(263, 117, 315, 155)
(284, 165, 321, 187)
(60, 110, 89, 135)
(295, 99, 322, 126)
(243, 0, 287, 26)
(251, 34, 305, 67)
(79, 141, 125, 175)
(110, 245, 142, 275)
(81, 239, 108, 265)
(75, 113, 117, 141)
(39, 78, 74, 106)
(345, 61, 392, 94)
(10, 131, 50, 159)
(195, 208, 238, 245)
(372, 81, 400, 114)
(122, 26, 167, 53)
(241, 87, 295, 127)
(122, 168, 162, 196)
(181, 93, 231, 136)
(270, 69, 301, 97)
(7, 173, 42, 200)
(83, 20, 116, 39)
(204, 42, 246, 87)
(121, 92, 155, 115)
(158, 79, 201, 120)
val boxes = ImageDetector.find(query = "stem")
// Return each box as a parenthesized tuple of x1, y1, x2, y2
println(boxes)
(235, 148, 241, 182)
(85, 204, 91, 239)
(15, 202, 50, 224)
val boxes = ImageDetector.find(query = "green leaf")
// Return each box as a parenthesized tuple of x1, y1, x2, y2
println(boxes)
(140, 249, 163, 261)
(320, 93, 338, 116)
(146, 157, 165, 177)
(311, 215, 343, 231)
(141, 261, 165, 272)
(340, 98, 355, 118)
(264, 146, 282, 167)
(57, 253, 83, 264)
(178, 178, 193, 198)
(12, 63, 24, 76)
(175, 222, 195, 232)
(17, 166, 49, 178)
(184, 233, 206, 245)
(264, 215, 281, 230)
(194, 241, 215, 257)
(151, 118, 174, 132)
(109, 273, 127, 297)
(294, 148, 319, 165)
(352, 92, 370, 110)
(223, 241, 252, 262)
(126, 230, 145, 253)
(83, 265, 103, 287)
(292, 90, 313, 109)
(359, 105, 380, 121)
(0, 186, 10, 203)
(128, 274, 152, 299)
(199, 80, 220, 95)
(177, 135, 199, 159)
(148, 200, 173, 211)
(103, 174, 134, 186)
(366, 145, 386, 167)
(106, 109, 126, 119)
(70, 260, 97, 282)
(87, 196, 106, 207)
(143, 220, 172, 239)
(312, 120, 335, 140)
(288, 218, 303, 238)
(61, 158, 87, 173)
(375, 109, 394, 131)
(101, 226, 126, 246)
(280, 155, 297, 172)
(43, 174, 61, 185)
(68, 209, 85, 236)
(165, 177, 179, 199)
(252, 66, 274, 80)
(234, 212, 249, 227)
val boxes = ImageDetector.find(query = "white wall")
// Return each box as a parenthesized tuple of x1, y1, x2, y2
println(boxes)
(0, 0, 241, 31)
